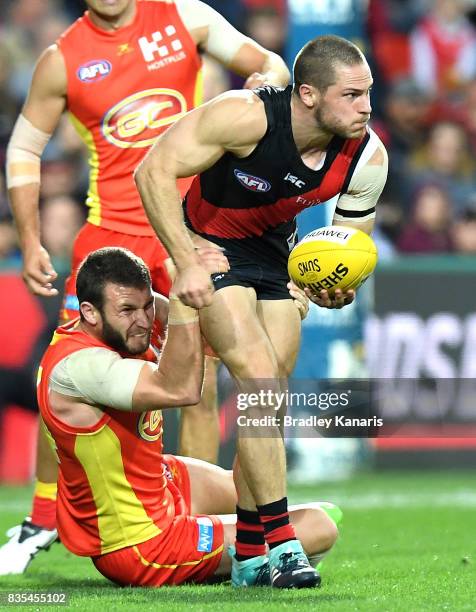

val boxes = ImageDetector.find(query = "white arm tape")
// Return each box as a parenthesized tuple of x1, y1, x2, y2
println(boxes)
(176, 0, 250, 64)
(168, 294, 199, 325)
(6, 114, 51, 188)
(334, 131, 388, 223)
(50, 347, 157, 411)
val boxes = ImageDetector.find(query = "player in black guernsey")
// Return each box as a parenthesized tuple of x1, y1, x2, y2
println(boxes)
(183, 84, 378, 298)
(136, 35, 387, 589)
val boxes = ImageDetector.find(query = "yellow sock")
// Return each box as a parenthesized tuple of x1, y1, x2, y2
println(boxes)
(34, 480, 57, 501)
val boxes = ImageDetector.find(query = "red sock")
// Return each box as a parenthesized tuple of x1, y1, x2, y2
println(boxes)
(30, 481, 57, 531)
(235, 506, 266, 561)
(257, 497, 296, 549)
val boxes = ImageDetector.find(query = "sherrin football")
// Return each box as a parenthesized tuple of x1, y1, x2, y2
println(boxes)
(288, 225, 378, 295)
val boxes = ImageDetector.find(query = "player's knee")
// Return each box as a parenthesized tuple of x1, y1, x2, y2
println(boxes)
(234, 361, 279, 381)
(275, 358, 294, 379)
(223, 343, 280, 381)
(319, 513, 339, 551)
(272, 345, 299, 379)
(306, 509, 339, 554)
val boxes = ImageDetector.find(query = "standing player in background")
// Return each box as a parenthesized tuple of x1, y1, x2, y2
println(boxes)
(135, 35, 388, 588)
(1, 0, 290, 575)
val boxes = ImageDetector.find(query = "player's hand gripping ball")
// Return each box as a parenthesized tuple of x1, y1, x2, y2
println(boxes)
(288, 226, 378, 296)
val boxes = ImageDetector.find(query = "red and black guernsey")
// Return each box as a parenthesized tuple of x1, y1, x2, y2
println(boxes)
(183, 86, 370, 268)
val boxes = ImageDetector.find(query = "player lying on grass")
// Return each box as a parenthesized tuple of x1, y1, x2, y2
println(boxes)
(15, 246, 338, 588)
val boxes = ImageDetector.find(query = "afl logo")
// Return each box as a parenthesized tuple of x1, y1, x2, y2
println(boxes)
(138, 410, 163, 442)
(77, 60, 112, 83)
(234, 169, 271, 192)
(102, 88, 187, 148)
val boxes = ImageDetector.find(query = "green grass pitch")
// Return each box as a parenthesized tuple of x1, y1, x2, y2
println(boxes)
(0, 471, 474, 611)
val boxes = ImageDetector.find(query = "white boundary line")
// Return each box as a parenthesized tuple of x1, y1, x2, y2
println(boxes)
(290, 490, 476, 509)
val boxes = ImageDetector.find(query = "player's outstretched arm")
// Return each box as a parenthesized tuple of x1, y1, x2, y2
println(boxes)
(131, 296, 204, 410)
(7, 46, 67, 297)
(52, 249, 230, 417)
(176, 0, 290, 88)
(52, 302, 204, 415)
(134, 90, 267, 308)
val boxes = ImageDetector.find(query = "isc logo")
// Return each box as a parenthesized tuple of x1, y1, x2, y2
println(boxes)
(77, 60, 112, 83)
(102, 88, 187, 148)
(234, 169, 271, 192)
(284, 172, 306, 188)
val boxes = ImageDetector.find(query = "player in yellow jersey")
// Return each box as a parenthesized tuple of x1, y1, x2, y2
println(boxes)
(36, 246, 337, 588)
(2, 0, 291, 573)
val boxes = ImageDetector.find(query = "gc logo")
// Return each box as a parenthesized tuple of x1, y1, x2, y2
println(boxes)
(137, 410, 163, 442)
(102, 88, 187, 148)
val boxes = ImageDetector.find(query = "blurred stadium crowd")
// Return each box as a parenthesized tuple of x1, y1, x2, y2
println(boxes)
(1, 0, 476, 268)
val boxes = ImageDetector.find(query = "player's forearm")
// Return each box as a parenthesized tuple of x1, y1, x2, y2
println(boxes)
(8, 185, 42, 250)
(332, 217, 374, 235)
(154, 298, 204, 406)
(153, 292, 169, 331)
(260, 51, 291, 86)
(134, 164, 199, 271)
(6, 112, 52, 251)
(229, 45, 290, 87)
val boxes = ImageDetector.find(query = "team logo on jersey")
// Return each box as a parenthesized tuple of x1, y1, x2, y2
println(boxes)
(102, 88, 187, 148)
(77, 60, 112, 83)
(234, 169, 271, 192)
(138, 410, 163, 442)
(284, 172, 306, 188)
(117, 43, 134, 56)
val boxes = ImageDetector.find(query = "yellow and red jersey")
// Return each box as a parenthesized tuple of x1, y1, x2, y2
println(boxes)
(58, 0, 201, 236)
(37, 321, 175, 556)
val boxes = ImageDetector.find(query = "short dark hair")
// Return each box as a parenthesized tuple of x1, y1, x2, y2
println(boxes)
(293, 35, 365, 94)
(76, 247, 151, 314)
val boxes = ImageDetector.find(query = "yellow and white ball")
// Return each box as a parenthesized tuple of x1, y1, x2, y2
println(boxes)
(288, 226, 378, 295)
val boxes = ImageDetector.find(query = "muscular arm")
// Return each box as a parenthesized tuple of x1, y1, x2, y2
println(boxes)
(7, 45, 67, 296)
(50, 299, 203, 422)
(332, 134, 388, 235)
(176, 0, 290, 87)
(134, 91, 267, 307)
(132, 296, 203, 409)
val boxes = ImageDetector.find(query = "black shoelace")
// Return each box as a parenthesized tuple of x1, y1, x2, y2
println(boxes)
(254, 562, 271, 585)
(277, 551, 306, 574)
